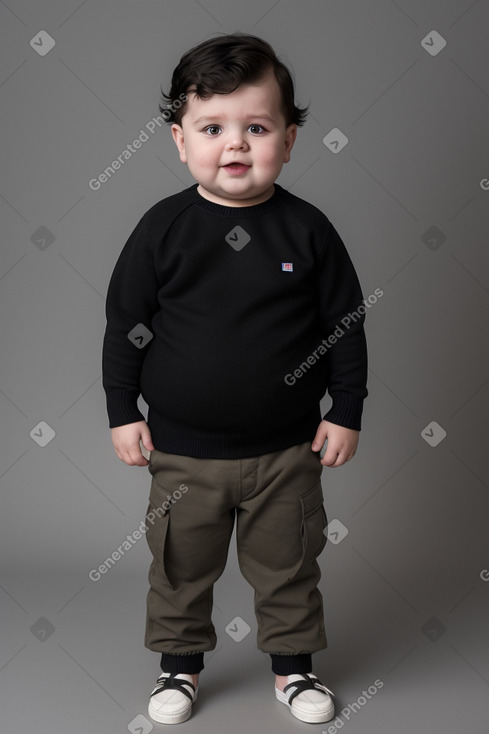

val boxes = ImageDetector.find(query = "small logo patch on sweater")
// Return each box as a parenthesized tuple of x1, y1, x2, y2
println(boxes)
(282, 262, 293, 272)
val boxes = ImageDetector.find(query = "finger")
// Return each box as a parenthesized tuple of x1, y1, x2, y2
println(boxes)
(122, 450, 136, 466)
(327, 449, 354, 468)
(129, 449, 148, 467)
(321, 446, 339, 467)
(119, 447, 142, 466)
(141, 432, 155, 452)
(312, 428, 328, 451)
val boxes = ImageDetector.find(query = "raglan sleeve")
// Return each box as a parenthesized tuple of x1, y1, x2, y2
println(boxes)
(101, 213, 160, 428)
(316, 221, 368, 430)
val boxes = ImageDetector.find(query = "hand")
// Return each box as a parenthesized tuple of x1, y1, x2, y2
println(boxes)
(110, 420, 155, 466)
(311, 420, 359, 468)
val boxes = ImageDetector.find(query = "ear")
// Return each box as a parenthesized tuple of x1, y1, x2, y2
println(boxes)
(171, 124, 187, 163)
(283, 124, 297, 163)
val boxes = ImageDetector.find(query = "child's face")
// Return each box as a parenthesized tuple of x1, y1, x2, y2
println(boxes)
(171, 72, 297, 207)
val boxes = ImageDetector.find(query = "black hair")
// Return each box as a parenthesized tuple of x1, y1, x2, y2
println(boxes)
(159, 32, 309, 127)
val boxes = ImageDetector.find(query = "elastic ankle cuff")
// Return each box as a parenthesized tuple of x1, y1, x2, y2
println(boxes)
(160, 652, 204, 674)
(270, 653, 312, 675)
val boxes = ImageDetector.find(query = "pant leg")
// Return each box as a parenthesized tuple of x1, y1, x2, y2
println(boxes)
(235, 441, 328, 658)
(144, 449, 236, 656)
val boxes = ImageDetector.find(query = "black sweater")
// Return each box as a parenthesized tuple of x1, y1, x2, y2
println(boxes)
(102, 183, 368, 458)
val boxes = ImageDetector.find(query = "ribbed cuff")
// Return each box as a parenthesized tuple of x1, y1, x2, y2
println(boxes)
(322, 391, 364, 430)
(105, 389, 145, 428)
(160, 652, 205, 674)
(270, 653, 312, 675)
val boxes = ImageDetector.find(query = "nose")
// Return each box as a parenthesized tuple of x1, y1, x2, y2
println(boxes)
(224, 128, 249, 151)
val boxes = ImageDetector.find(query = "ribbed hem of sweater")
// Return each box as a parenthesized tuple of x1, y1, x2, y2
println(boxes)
(147, 406, 322, 459)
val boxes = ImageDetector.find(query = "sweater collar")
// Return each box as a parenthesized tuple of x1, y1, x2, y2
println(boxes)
(189, 183, 283, 217)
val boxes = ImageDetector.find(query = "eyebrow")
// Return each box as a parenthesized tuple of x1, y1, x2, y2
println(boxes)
(192, 114, 277, 125)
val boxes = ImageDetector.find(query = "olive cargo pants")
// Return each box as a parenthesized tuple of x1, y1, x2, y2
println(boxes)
(144, 441, 329, 674)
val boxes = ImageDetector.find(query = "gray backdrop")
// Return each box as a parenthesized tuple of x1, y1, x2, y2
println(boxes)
(1, 1, 488, 732)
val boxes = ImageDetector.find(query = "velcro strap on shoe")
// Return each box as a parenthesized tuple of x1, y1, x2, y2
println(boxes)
(283, 674, 332, 705)
(151, 674, 195, 702)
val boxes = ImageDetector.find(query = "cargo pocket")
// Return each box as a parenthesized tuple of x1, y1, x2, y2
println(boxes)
(288, 482, 328, 581)
(144, 479, 174, 589)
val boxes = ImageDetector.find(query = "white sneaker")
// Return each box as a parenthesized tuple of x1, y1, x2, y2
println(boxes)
(275, 672, 335, 724)
(148, 672, 199, 724)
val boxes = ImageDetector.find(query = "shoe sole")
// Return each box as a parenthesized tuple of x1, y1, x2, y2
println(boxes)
(148, 687, 198, 724)
(275, 687, 335, 724)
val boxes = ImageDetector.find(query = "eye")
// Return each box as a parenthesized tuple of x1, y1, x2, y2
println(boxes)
(248, 124, 265, 134)
(204, 125, 222, 136)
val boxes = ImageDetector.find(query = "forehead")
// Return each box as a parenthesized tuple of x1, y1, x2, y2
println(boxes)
(185, 72, 284, 121)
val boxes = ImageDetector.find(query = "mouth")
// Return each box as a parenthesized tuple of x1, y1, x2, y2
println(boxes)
(222, 162, 251, 175)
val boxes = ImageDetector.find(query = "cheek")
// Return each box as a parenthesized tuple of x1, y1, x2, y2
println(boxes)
(189, 142, 219, 167)
(255, 140, 285, 166)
